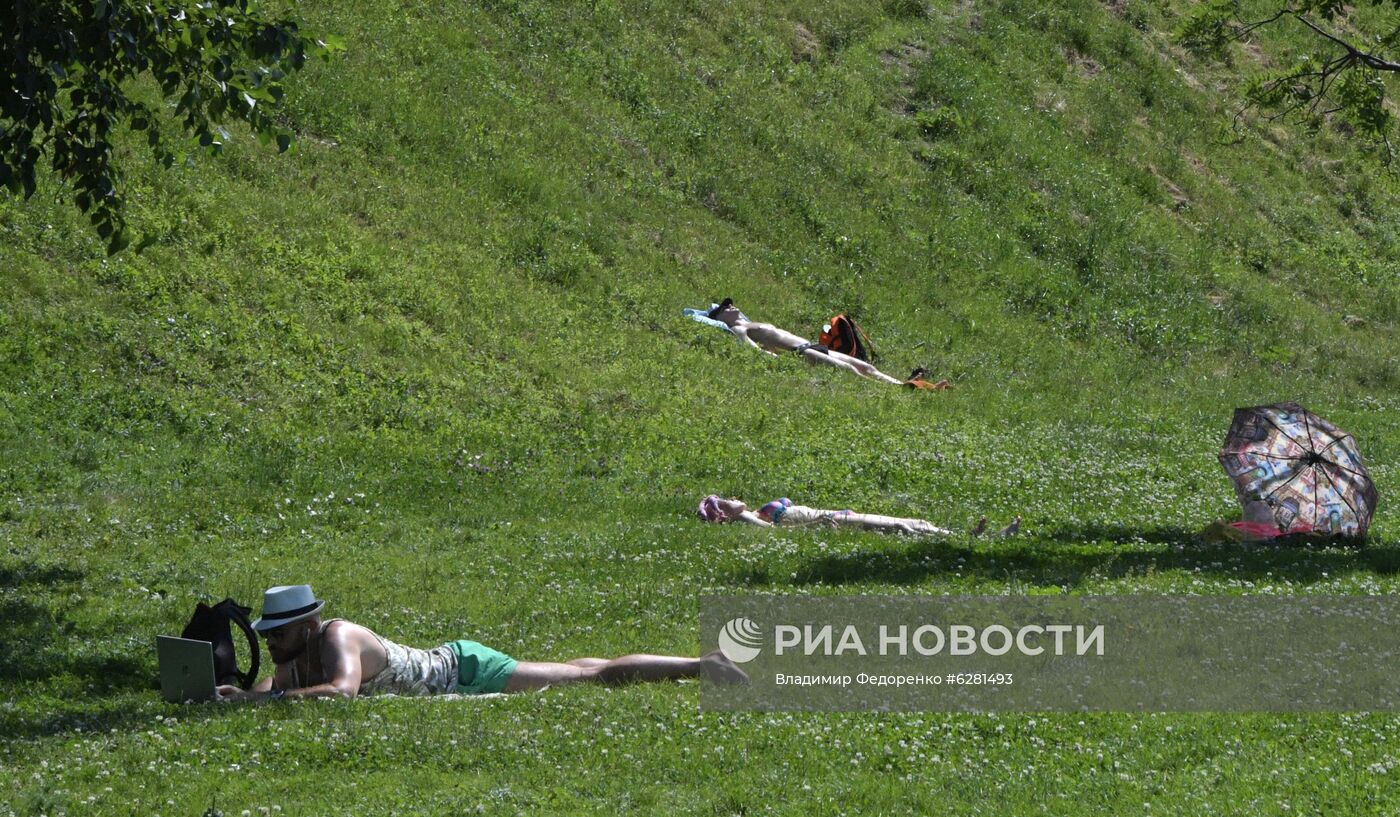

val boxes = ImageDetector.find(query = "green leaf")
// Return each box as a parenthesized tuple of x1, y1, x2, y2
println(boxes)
(106, 230, 130, 255)
(317, 34, 348, 56)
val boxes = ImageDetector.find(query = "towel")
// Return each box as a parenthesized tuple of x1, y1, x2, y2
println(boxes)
(683, 304, 747, 335)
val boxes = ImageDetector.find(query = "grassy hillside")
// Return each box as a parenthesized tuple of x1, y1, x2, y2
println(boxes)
(4, 0, 1400, 814)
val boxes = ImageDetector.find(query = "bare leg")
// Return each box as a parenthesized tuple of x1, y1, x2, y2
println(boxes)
(827, 349, 906, 385)
(504, 650, 747, 692)
(850, 360, 905, 386)
(836, 511, 953, 536)
(798, 348, 903, 385)
(800, 348, 868, 378)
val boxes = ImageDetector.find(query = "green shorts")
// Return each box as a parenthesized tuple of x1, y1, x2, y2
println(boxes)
(447, 640, 517, 695)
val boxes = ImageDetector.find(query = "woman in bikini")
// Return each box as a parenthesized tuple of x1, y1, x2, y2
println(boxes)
(697, 495, 1018, 537)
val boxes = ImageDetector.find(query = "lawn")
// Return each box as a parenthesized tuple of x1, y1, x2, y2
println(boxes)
(3, 0, 1400, 814)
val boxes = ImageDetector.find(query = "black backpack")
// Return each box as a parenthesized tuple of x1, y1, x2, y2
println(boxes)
(181, 598, 260, 689)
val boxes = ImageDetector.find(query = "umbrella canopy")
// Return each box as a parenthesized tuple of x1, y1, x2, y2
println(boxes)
(1218, 402, 1378, 538)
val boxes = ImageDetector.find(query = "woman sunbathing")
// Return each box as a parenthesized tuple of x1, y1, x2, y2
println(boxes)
(698, 495, 1018, 537)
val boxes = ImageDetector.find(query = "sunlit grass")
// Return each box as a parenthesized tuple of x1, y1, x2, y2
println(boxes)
(4, 0, 1400, 813)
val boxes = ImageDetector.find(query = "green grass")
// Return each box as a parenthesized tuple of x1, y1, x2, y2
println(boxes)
(4, 0, 1400, 813)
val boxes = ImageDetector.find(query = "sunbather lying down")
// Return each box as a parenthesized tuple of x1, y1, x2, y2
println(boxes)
(216, 584, 748, 703)
(698, 495, 1019, 537)
(705, 299, 943, 388)
(1198, 500, 1330, 545)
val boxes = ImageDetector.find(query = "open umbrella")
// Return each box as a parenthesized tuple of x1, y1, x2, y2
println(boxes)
(1218, 402, 1378, 538)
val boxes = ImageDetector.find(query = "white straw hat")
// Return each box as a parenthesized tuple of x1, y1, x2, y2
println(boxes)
(251, 584, 326, 632)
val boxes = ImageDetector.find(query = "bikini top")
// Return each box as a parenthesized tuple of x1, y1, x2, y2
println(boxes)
(757, 498, 792, 524)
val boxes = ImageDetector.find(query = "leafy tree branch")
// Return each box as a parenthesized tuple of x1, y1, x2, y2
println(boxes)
(1178, 1, 1400, 157)
(1, 0, 343, 253)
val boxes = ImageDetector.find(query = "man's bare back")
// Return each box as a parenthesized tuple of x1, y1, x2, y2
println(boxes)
(259, 618, 386, 696)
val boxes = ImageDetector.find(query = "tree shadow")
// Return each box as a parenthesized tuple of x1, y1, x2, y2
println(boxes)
(0, 685, 242, 740)
(0, 561, 246, 739)
(732, 526, 1400, 589)
(0, 605, 154, 692)
(0, 597, 239, 738)
(0, 564, 157, 709)
(0, 563, 84, 588)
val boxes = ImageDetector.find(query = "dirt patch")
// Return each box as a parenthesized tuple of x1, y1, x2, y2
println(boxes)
(1149, 163, 1190, 212)
(883, 40, 929, 117)
(1066, 47, 1102, 78)
(879, 41, 929, 76)
(792, 23, 821, 62)
(931, 0, 980, 33)
(1184, 151, 1238, 194)
(1239, 40, 1270, 67)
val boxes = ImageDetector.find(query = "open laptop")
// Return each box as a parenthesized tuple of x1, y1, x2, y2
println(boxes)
(156, 636, 217, 702)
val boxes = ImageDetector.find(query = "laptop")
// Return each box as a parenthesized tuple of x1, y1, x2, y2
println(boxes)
(156, 636, 217, 702)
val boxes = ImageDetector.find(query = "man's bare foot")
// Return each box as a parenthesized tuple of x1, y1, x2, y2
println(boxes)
(970, 516, 988, 537)
(997, 517, 1021, 537)
(700, 650, 751, 685)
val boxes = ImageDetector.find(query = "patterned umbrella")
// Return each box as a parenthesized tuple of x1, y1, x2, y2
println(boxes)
(1218, 402, 1378, 538)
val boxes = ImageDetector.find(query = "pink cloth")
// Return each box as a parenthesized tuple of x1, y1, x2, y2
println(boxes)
(697, 495, 724, 522)
(1229, 520, 1313, 541)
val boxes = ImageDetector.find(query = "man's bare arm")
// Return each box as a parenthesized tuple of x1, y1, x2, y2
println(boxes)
(217, 624, 364, 702)
(279, 623, 362, 699)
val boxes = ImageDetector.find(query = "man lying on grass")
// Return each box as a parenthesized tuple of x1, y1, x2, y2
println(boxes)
(705, 299, 925, 386)
(215, 584, 747, 701)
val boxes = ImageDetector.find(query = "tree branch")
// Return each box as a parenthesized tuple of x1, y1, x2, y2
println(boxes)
(1294, 13, 1400, 72)
(1238, 6, 1300, 38)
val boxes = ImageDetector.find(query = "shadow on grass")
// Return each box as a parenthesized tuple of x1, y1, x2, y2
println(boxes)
(0, 597, 220, 739)
(0, 563, 84, 588)
(0, 605, 155, 693)
(0, 563, 165, 738)
(0, 685, 243, 740)
(0, 562, 246, 739)
(733, 526, 1400, 588)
